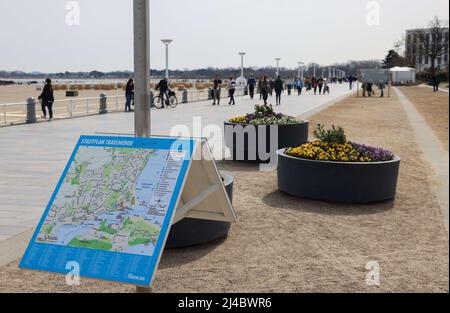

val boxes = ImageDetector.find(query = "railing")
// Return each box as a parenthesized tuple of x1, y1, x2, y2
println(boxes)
(0, 87, 247, 127)
(0, 95, 125, 126)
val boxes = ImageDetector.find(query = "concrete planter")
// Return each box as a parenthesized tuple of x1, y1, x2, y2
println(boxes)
(277, 149, 401, 203)
(224, 121, 309, 163)
(165, 174, 233, 249)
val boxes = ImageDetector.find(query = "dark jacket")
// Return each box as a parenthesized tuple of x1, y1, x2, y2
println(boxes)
(125, 82, 134, 95)
(38, 84, 54, 103)
(156, 79, 169, 92)
(274, 78, 283, 92)
(247, 78, 256, 88)
(432, 76, 440, 85)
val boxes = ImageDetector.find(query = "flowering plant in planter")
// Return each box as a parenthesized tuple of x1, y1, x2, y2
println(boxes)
(229, 104, 300, 125)
(285, 124, 395, 163)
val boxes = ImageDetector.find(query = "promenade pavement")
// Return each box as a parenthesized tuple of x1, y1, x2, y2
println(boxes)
(0, 83, 355, 242)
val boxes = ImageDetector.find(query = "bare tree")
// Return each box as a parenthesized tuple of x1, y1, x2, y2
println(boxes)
(393, 35, 406, 55)
(417, 16, 449, 77)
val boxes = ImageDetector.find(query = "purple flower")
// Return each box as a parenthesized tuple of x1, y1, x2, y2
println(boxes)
(350, 142, 395, 162)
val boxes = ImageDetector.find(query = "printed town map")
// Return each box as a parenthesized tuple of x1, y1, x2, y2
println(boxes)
(36, 145, 186, 257)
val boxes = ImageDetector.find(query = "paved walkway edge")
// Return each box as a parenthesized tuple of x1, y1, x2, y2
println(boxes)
(394, 87, 449, 237)
(419, 84, 449, 93)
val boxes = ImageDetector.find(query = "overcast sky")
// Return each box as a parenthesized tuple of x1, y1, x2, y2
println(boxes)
(0, 0, 448, 72)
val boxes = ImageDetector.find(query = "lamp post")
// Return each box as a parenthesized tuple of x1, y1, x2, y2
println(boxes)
(298, 62, 304, 80)
(161, 39, 173, 79)
(275, 58, 281, 76)
(313, 63, 316, 78)
(133, 0, 151, 139)
(239, 52, 246, 78)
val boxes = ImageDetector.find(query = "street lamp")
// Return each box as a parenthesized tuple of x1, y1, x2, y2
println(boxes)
(298, 62, 304, 80)
(275, 58, 281, 76)
(239, 52, 246, 78)
(161, 39, 173, 79)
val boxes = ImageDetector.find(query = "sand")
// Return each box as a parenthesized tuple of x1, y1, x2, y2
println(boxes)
(0, 90, 448, 293)
(397, 86, 449, 151)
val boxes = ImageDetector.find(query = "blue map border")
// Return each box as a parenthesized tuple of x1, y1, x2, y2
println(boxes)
(19, 135, 196, 286)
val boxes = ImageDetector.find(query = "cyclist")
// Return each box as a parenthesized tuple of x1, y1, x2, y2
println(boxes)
(155, 77, 170, 107)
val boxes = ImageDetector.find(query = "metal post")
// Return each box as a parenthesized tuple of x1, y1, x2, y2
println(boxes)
(99, 93, 108, 114)
(275, 58, 281, 76)
(297, 62, 303, 79)
(134, 0, 151, 293)
(26, 97, 37, 124)
(182, 89, 188, 103)
(161, 39, 173, 79)
(134, 0, 151, 138)
(239, 52, 246, 78)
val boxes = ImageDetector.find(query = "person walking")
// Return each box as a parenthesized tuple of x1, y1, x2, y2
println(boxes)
(286, 77, 293, 96)
(296, 77, 304, 95)
(378, 81, 385, 97)
(432, 76, 440, 92)
(212, 75, 222, 105)
(38, 78, 54, 120)
(312, 78, 318, 95)
(247, 75, 256, 99)
(323, 79, 330, 94)
(228, 76, 236, 105)
(367, 82, 374, 97)
(124, 79, 134, 112)
(269, 79, 275, 97)
(260, 76, 270, 105)
(274, 75, 284, 106)
(348, 75, 354, 90)
(155, 77, 170, 107)
(258, 76, 263, 100)
(318, 77, 324, 95)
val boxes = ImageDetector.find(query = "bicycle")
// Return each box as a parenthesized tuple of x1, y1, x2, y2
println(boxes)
(152, 90, 178, 109)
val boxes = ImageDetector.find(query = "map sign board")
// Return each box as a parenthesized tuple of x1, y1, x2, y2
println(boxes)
(20, 135, 195, 286)
(358, 69, 390, 84)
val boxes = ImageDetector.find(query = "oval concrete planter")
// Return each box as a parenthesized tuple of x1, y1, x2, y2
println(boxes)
(165, 174, 233, 249)
(277, 149, 401, 203)
(224, 121, 309, 163)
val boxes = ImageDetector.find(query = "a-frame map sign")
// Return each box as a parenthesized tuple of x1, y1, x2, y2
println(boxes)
(20, 136, 195, 286)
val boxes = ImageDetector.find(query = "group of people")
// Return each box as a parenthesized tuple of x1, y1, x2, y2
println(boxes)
(212, 75, 237, 106)
(124, 77, 172, 111)
(213, 74, 335, 106)
(360, 81, 386, 97)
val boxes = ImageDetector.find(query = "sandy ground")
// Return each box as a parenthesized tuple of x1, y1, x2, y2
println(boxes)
(397, 86, 449, 151)
(0, 91, 448, 293)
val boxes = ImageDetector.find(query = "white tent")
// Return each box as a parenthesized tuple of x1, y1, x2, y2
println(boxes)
(390, 67, 416, 84)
